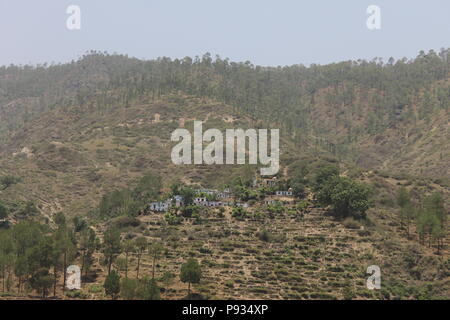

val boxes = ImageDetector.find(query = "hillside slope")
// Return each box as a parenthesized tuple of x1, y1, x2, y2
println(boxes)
(0, 52, 448, 300)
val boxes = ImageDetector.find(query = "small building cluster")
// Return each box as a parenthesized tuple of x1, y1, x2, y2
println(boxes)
(148, 195, 184, 212)
(193, 197, 249, 208)
(147, 178, 296, 213)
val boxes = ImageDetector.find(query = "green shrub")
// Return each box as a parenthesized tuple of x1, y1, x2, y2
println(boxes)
(89, 284, 103, 293)
(342, 218, 361, 229)
(257, 230, 271, 242)
(65, 290, 89, 299)
(112, 215, 140, 229)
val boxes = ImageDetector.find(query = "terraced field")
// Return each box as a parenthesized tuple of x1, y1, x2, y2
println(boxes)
(75, 204, 448, 300)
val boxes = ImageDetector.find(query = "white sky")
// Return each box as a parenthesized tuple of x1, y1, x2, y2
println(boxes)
(1, 0, 449, 66)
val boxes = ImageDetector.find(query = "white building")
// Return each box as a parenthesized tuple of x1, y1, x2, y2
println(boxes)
(235, 202, 249, 208)
(148, 195, 184, 212)
(217, 191, 231, 199)
(194, 197, 208, 204)
(195, 189, 217, 196)
(275, 190, 293, 196)
(148, 201, 171, 212)
(172, 195, 184, 207)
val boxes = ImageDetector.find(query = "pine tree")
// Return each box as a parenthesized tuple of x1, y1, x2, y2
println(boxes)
(180, 258, 202, 296)
(104, 270, 120, 299)
(102, 227, 122, 275)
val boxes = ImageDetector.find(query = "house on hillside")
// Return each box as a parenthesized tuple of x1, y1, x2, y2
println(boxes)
(194, 197, 208, 205)
(254, 177, 278, 188)
(264, 177, 278, 187)
(217, 189, 232, 199)
(172, 195, 184, 207)
(206, 201, 223, 207)
(235, 202, 249, 208)
(275, 190, 293, 196)
(193, 197, 227, 207)
(148, 194, 185, 212)
(148, 201, 171, 212)
(195, 189, 218, 196)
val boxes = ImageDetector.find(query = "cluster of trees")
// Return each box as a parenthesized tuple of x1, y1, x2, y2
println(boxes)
(98, 172, 162, 219)
(315, 165, 371, 219)
(105, 271, 160, 300)
(0, 200, 40, 222)
(229, 173, 305, 202)
(101, 231, 163, 300)
(101, 230, 164, 280)
(0, 214, 78, 297)
(396, 188, 447, 254)
(0, 212, 203, 299)
(103, 256, 202, 300)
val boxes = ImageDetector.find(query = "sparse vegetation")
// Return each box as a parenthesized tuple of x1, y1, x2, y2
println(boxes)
(0, 50, 448, 300)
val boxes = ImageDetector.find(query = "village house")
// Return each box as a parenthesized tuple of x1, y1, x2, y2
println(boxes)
(275, 190, 293, 196)
(254, 177, 278, 188)
(194, 197, 226, 207)
(148, 195, 184, 212)
(194, 197, 208, 204)
(217, 190, 232, 199)
(147, 182, 297, 213)
(148, 200, 171, 212)
(264, 178, 278, 187)
(195, 189, 218, 196)
(172, 195, 184, 207)
(206, 201, 223, 207)
(235, 202, 249, 208)
(193, 196, 249, 208)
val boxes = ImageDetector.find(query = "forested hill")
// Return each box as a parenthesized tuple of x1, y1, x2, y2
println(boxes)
(1, 49, 449, 180)
(0, 50, 449, 300)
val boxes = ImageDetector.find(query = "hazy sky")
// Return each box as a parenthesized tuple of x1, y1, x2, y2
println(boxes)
(1, 0, 449, 67)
